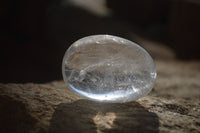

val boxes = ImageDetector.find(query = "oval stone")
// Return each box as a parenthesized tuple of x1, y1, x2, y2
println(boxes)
(62, 35, 156, 103)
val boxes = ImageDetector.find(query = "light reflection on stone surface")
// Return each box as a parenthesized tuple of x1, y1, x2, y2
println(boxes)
(62, 35, 156, 102)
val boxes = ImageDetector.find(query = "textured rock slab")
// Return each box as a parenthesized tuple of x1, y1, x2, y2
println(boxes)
(0, 60, 200, 133)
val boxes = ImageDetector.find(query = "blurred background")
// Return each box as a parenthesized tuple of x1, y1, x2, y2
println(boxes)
(1, 0, 200, 83)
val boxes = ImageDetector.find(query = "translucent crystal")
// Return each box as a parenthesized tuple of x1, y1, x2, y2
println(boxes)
(62, 35, 156, 103)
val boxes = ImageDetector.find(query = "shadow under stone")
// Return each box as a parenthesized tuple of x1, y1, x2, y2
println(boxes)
(49, 100, 159, 133)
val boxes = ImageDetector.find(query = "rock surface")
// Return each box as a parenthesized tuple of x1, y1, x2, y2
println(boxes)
(0, 60, 200, 133)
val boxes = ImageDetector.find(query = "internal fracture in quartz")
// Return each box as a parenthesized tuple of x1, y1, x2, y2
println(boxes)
(62, 35, 156, 102)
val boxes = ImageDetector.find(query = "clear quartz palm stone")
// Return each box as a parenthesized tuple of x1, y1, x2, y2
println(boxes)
(62, 35, 156, 103)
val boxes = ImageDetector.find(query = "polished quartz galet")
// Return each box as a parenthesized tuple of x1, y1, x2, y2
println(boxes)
(62, 35, 156, 103)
